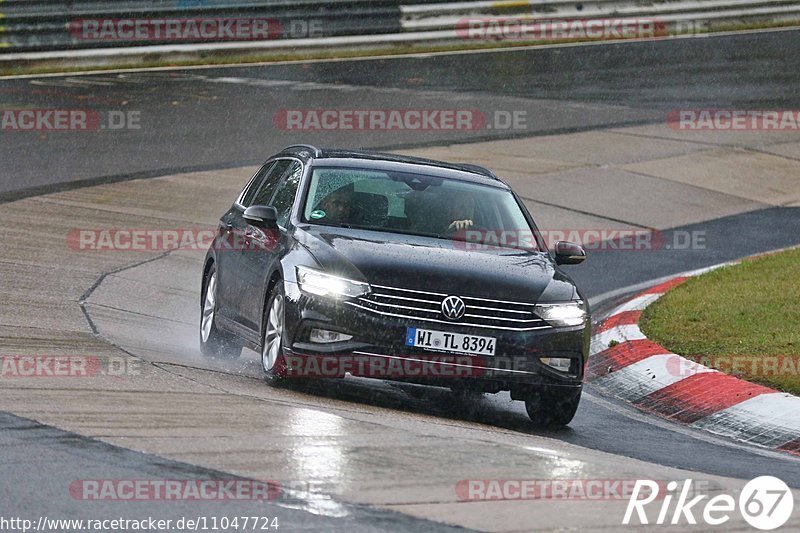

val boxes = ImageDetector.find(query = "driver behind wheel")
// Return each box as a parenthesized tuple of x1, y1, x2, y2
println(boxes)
(316, 184, 354, 225)
(444, 192, 477, 233)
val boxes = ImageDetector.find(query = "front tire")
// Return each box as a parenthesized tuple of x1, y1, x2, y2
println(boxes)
(525, 388, 581, 427)
(262, 282, 287, 380)
(199, 266, 240, 358)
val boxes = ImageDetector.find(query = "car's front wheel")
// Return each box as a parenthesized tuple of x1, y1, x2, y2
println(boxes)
(524, 388, 581, 427)
(262, 282, 287, 380)
(200, 266, 240, 358)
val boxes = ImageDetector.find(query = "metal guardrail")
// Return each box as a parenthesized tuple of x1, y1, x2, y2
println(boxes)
(401, 0, 800, 28)
(0, 0, 798, 56)
(0, 1, 404, 52)
(399, 0, 800, 40)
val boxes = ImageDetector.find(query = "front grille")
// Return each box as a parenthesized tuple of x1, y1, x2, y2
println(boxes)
(345, 284, 552, 332)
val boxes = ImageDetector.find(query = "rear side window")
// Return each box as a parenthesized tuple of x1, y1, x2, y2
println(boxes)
(270, 162, 303, 227)
(239, 162, 274, 207)
(246, 159, 293, 208)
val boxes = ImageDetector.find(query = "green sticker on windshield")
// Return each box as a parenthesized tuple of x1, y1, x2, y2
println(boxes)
(310, 210, 326, 220)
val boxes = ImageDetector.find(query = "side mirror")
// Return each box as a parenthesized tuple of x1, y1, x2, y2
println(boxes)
(554, 241, 586, 265)
(243, 205, 278, 228)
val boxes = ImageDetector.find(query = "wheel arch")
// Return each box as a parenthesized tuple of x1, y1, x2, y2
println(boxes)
(201, 256, 216, 307)
(260, 268, 285, 343)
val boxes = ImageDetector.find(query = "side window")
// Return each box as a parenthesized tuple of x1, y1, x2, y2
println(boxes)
(270, 162, 303, 227)
(249, 159, 293, 207)
(239, 162, 274, 207)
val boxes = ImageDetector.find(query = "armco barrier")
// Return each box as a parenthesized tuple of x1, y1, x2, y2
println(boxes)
(402, 0, 800, 32)
(0, 0, 799, 62)
(0, 1, 404, 52)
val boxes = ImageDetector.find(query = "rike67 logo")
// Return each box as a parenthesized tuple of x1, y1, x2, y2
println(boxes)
(623, 477, 794, 530)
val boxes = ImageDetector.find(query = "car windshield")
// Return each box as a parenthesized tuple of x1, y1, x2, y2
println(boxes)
(302, 166, 542, 251)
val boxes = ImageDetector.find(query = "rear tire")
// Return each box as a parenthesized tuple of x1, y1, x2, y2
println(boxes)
(199, 266, 241, 358)
(524, 388, 581, 427)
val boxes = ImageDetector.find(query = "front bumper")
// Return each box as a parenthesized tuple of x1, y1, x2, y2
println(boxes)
(280, 281, 589, 394)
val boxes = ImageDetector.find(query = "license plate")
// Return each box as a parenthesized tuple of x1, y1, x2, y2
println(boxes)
(405, 327, 496, 356)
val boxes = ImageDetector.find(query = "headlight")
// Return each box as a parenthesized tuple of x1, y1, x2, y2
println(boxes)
(296, 266, 370, 299)
(535, 301, 587, 327)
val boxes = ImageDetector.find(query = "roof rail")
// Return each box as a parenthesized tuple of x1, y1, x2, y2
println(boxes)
(319, 149, 500, 181)
(450, 162, 499, 181)
(282, 144, 322, 157)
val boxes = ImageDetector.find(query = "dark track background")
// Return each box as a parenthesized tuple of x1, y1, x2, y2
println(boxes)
(2, 29, 799, 199)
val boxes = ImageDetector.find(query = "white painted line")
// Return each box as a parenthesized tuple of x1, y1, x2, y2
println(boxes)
(613, 293, 662, 313)
(692, 393, 800, 446)
(697, 393, 800, 433)
(589, 324, 646, 356)
(588, 273, 686, 309)
(592, 353, 710, 402)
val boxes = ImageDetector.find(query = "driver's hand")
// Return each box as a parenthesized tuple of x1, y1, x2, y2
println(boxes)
(447, 219, 474, 232)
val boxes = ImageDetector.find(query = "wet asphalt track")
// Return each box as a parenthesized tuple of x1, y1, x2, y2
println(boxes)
(2, 28, 800, 199)
(2, 28, 800, 529)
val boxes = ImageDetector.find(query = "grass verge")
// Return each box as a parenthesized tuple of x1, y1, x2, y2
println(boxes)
(639, 248, 800, 395)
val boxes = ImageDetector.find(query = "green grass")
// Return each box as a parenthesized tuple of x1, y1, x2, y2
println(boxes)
(639, 248, 800, 395)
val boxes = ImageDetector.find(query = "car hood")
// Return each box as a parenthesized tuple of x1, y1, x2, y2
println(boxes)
(294, 226, 579, 303)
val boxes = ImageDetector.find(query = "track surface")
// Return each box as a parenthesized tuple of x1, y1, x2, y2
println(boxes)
(86, 207, 800, 483)
(0, 412, 462, 532)
(2, 29, 800, 198)
(2, 29, 800, 531)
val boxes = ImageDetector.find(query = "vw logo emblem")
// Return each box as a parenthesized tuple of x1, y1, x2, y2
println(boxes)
(441, 295, 466, 321)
